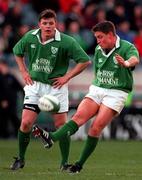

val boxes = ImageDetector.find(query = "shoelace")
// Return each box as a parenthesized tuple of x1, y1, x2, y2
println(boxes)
(42, 130, 49, 138)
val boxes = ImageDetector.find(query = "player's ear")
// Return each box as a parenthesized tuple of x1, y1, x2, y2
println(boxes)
(38, 22, 41, 28)
(108, 31, 113, 38)
(54, 20, 57, 27)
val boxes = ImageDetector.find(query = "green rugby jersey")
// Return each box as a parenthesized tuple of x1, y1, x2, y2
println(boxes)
(13, 29, 90, 84)
(93, 36, 139, 92)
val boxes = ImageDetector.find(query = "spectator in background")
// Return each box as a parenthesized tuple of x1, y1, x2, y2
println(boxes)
(82, 0, 97, 30)
(3, 2, 22, 29)
(57, 0, 84, 30)
(65, 18, 88, 51)
(0, 24, 17, 66)
(100, 0, 115, 12)
(116, 20, 135, 43)
(132, 5, 142, 31)
(107, 2, 129, 26)
(95, 8, 106, 24)
(0, 0, 9, 15)
(0, 24, 13, 55)
(10, 24, 30, 50)
(133, 26, 142, 59)
(21, 3, 38, 27)
(0, 60, 24, 138)
(59, 0, 82, 14)
(66, 1, 84, 27)
(0, 0, 10, 25)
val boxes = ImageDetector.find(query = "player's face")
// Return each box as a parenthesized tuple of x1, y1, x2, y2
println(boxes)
(39, 17, 56, 39)
(94, 31, 114, 49)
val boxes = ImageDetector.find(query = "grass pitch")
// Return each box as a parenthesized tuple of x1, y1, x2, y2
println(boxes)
(0, 139, 142, 180)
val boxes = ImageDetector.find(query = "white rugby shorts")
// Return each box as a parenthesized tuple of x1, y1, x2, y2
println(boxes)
(85, 85, 128, 113)
(23, 81, 69, 113)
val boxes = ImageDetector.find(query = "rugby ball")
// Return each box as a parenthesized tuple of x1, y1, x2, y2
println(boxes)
(38, 94, 60, 112)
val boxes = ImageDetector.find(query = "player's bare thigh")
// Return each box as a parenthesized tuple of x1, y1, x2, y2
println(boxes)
(88, 103, 117, 137)
(72, 97, 100, 126)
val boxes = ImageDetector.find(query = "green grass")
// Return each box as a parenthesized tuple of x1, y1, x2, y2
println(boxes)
(0, 139, 142, 180)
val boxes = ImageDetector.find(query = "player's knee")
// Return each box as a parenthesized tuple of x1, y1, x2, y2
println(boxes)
(20, 120, 33, 132)
(89, 124, 103, 137)
(72, 112, 86, 126)
(55, 119, 66, 129)
(72, 111, 83, 120)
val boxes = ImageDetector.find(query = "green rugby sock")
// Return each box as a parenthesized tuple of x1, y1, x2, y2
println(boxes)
(59, 136, 71, 166)
(50, 120, 78, 141)
(18, 130, 31, 160)
(77, 136, 99, 167)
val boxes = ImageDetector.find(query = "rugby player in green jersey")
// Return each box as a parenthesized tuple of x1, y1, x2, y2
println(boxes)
(33, 21, 139, 173)
(10, 9, 90, 170)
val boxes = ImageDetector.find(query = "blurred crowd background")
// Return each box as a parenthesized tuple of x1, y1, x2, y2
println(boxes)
(0, 0, 142, 140)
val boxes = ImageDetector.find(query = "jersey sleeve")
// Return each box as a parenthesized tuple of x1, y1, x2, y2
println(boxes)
(93, 47, 98, 76)
(125, 44, 139, 60)
(68, 38, 90, 63)
(13, 34, 27, 57)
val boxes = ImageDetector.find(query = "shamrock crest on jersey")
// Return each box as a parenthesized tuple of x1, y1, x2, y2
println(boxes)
(113, 56, 119, 68)
(51, 46, 58, 54)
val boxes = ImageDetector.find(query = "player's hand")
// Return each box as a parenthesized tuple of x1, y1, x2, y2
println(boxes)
(115, 53, 130, 67)
(51, 76, 69, 89)
(21, 70, 34, 85)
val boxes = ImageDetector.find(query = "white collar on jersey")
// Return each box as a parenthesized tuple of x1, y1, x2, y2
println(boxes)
(31, 28, 61, 44)
(97, 35, 120, 57)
